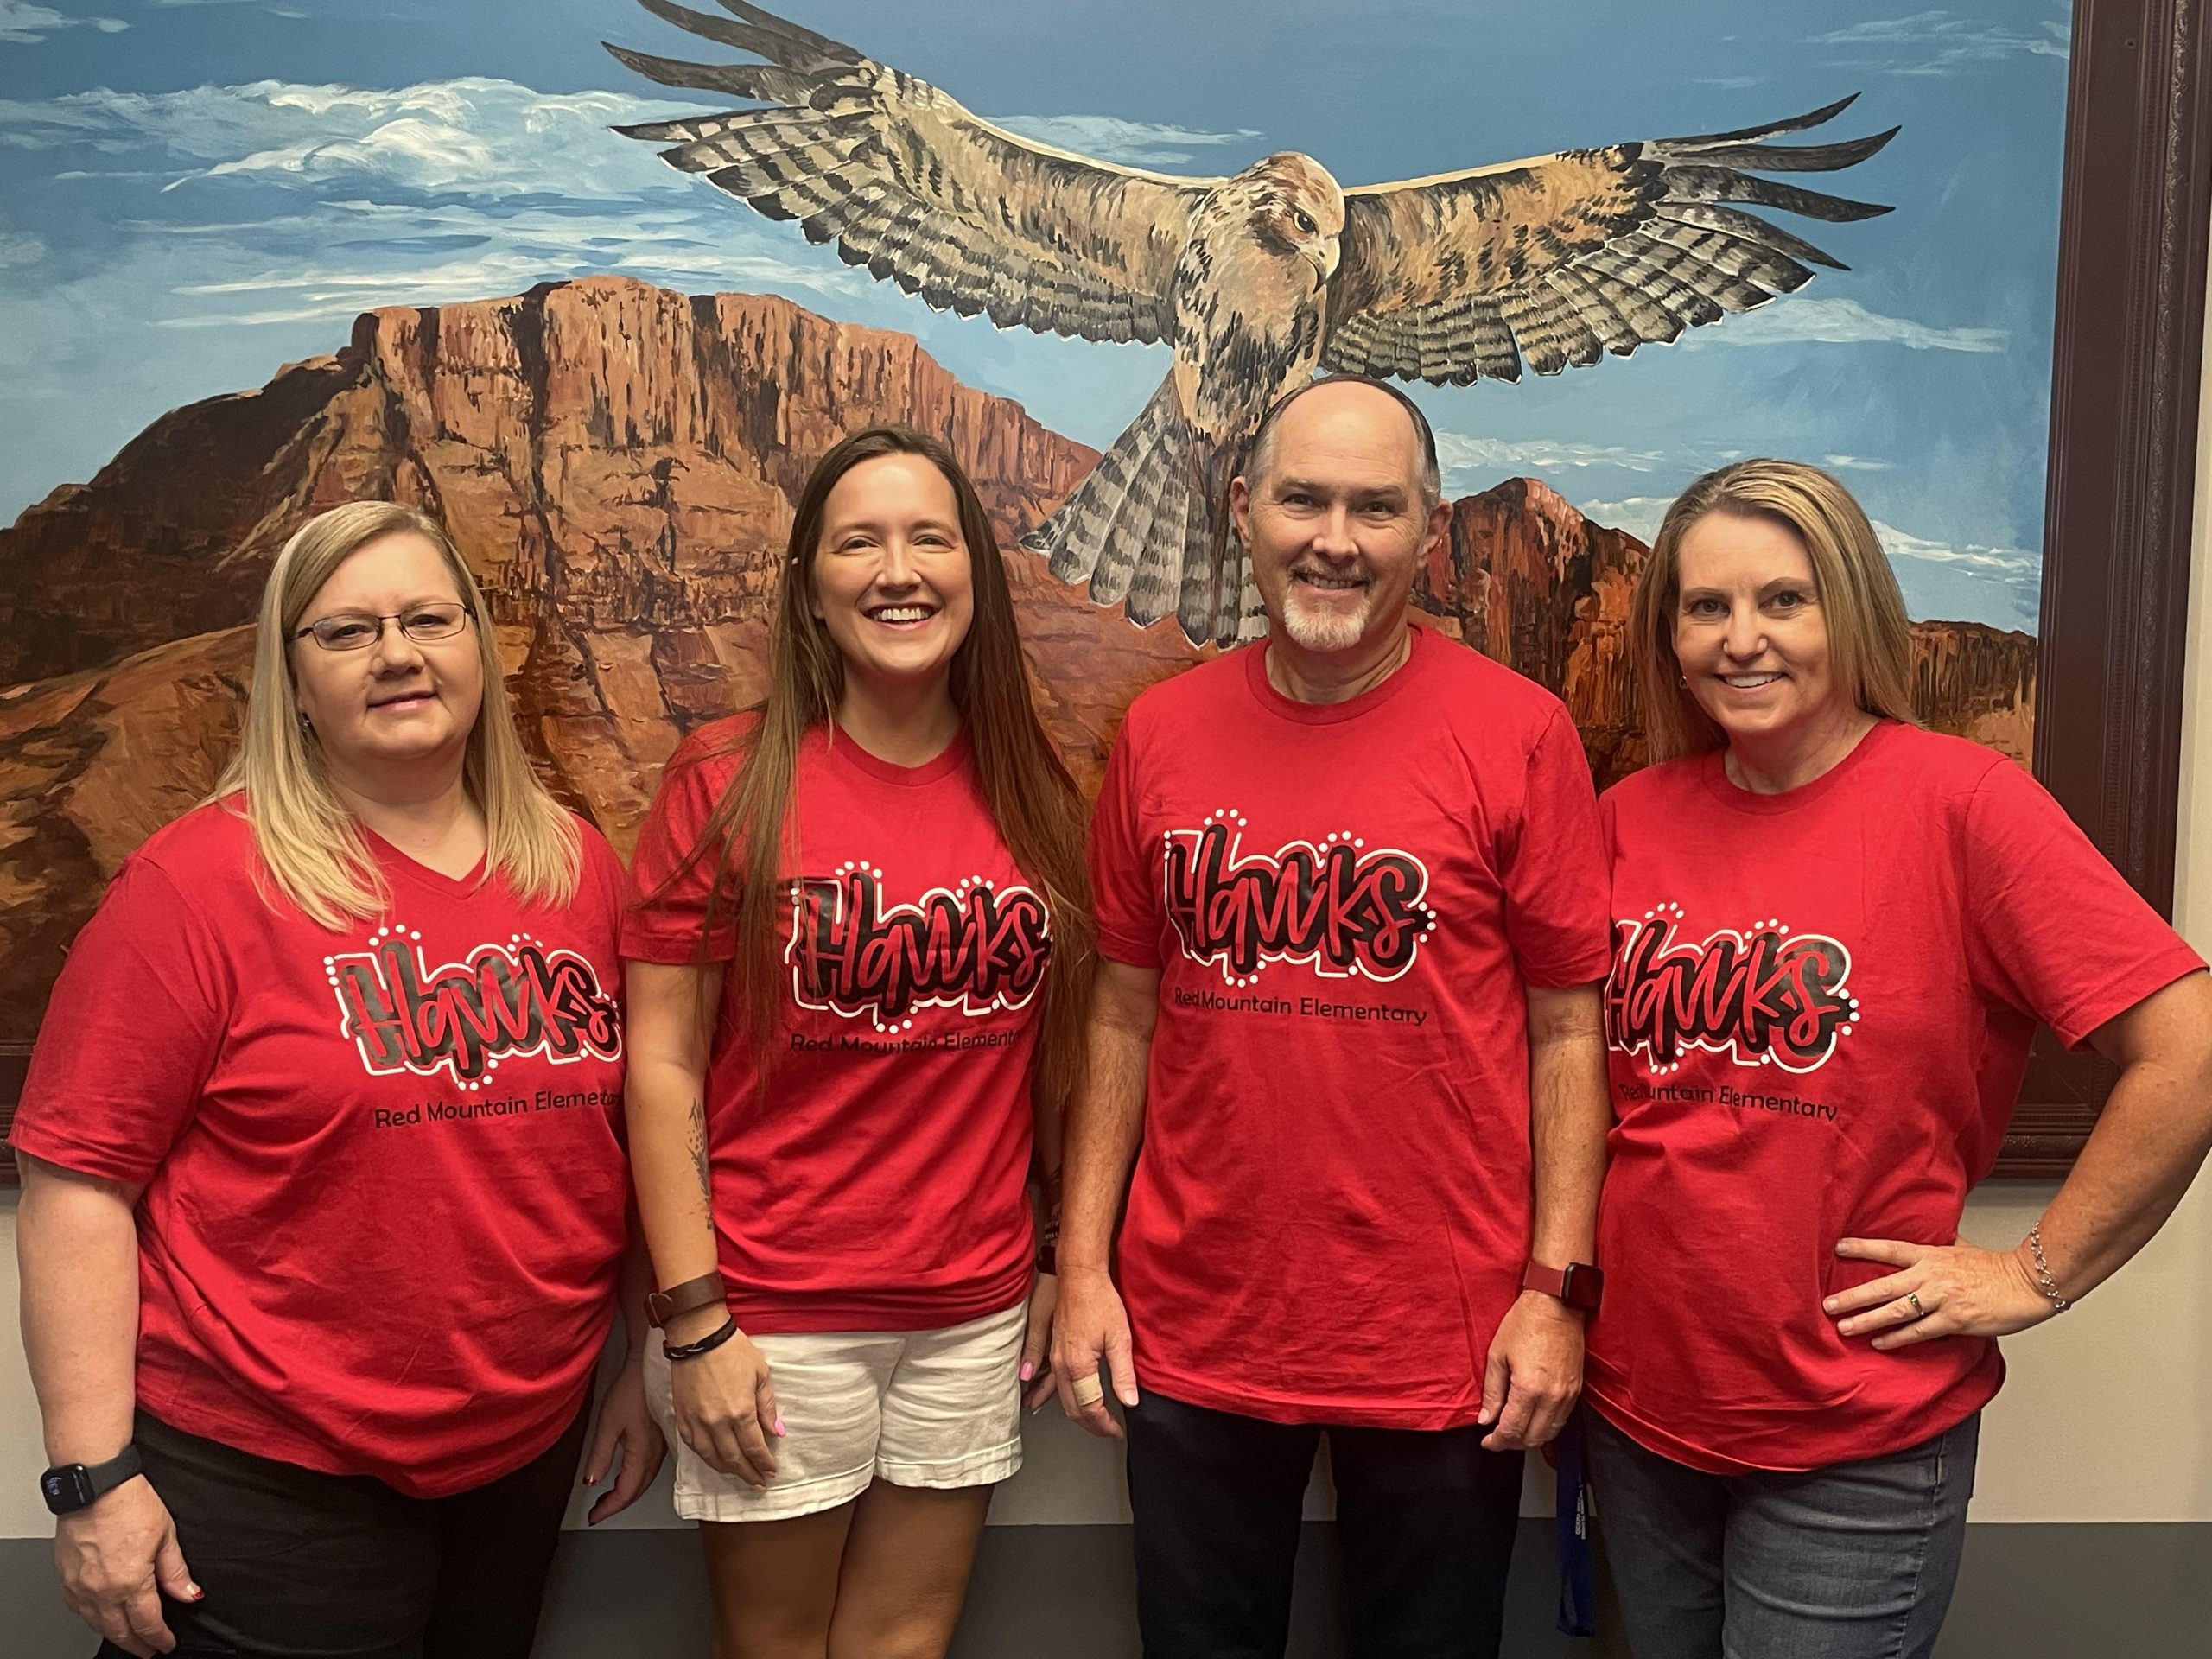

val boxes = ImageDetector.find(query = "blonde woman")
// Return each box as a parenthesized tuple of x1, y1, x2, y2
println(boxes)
(1587, 460, 2212, 1657)
(11, 503, 661, 1659)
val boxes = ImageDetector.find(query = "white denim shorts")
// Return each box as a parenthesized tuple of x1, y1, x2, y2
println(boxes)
(643, 1296, 1027, 1522)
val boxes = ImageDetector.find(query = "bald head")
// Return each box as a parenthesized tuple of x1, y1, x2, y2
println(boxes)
(1243, 375, 1442, 513)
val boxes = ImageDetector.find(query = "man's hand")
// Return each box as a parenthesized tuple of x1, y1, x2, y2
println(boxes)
(1050, 1266, 1138, 1439)
(55, 1477, 197, 1657)
(1478, 1289, 1585, 1451)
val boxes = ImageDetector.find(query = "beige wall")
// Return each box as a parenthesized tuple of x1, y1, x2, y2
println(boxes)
(1954, 278, 2212, 1525)
(4, 296, 2211, 1538)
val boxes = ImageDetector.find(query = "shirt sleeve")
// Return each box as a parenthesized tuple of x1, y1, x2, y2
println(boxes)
(1500, 707, 1615, 989)
(1961, 757, 2206, 1047)
(621, 736, 742, 965)
(9, 857, 229, 1185)
(1088, 703, 1163, 968)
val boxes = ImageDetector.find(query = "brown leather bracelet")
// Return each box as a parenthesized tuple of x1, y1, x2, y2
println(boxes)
(645, 1270, 727, 1330)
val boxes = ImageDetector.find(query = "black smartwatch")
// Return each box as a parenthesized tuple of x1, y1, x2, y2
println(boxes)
(40, 1444, 143, 1516)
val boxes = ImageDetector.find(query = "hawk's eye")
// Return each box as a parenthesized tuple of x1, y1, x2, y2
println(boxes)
(1293, 209, 1318, 235)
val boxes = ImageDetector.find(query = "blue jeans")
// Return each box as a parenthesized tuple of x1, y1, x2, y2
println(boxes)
(1124, 1389, 1525, 1658)
(1586, 1408, 1979, 1659)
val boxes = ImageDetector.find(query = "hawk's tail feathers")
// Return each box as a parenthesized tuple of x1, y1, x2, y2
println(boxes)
(1024, 377, 1220, 643)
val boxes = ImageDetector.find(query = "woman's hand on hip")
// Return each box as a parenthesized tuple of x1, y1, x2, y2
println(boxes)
(55, 1475, 198, 1658)
(668, 1326, 783, 1487)
(1826, 1236, 2055, 1350)
(1020, 1272, 1059, 1410)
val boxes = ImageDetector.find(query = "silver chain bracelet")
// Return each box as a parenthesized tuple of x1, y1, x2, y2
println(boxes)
(2025, 1222, 2071, 1313)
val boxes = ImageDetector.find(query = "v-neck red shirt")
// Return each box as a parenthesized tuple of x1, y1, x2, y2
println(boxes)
(13, 799, 630, 1497)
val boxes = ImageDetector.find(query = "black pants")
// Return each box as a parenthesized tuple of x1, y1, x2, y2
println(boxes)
(94, 1402, 589, 1659)
(1124, 1390, 1524, 1659)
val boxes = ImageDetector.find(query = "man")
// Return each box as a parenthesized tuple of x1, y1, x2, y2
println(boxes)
(1052, 375, 1614, 1658)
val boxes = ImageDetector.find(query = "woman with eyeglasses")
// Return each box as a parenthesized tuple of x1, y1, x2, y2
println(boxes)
(10, 502, 663, 1659)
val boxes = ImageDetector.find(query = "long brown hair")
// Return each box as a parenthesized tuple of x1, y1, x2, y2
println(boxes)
(1630, 458, 1917, 761)
(678, 426, 1096, 1109)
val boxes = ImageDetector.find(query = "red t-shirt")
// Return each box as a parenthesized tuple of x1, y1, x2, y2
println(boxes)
(620, 719, 1044, 1334)
(1591, 721, 2205, 1473)
(1089, 624, 1613, 1427)
(10, 802, 629, 1498)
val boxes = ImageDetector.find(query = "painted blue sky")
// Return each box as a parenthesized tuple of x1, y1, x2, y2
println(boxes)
(1, 1, 2069, 630)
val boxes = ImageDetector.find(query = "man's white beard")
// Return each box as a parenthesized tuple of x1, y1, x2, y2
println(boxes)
(1277, 581, 1372, 652)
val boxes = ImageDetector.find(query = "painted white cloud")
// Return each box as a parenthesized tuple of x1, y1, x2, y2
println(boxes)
(1870, 520, 2038, 576)
(0, 79, 880, 327)
(1824, 453, 1893, 471)
(0, 79, 709, 200)
(989, 113, 1262, 168)
(1808, 10, 2068, 76)
(1575, 495, 1675, 543)
(1434, 433, 1675, 491)
(0, 2, 125, 43)
(1697, 296, 2005, 353)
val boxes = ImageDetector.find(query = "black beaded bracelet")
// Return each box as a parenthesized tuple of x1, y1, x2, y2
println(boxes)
(663, 1315, 740, 1363)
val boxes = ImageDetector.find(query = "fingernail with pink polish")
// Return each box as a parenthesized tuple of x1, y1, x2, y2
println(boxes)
(773, 1418, 787, 1436)
(1020, 1362, 1034, 1382)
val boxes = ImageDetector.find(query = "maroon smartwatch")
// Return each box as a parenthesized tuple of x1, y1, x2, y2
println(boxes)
(1522, 1259, 1604, 1313)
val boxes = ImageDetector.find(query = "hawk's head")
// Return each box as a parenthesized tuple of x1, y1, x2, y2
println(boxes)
(1232, 153, 1345, 289)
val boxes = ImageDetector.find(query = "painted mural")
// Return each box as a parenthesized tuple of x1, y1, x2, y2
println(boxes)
(0, 1, 2068, 1039)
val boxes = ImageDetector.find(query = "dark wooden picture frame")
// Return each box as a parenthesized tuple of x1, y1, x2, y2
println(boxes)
(0, 1, 2205, 1185)
(1998, 0, 2211, 1177)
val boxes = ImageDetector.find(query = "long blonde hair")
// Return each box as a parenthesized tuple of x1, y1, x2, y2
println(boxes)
(1630, 459, 1917, 762)
(212, 501, 579, 925)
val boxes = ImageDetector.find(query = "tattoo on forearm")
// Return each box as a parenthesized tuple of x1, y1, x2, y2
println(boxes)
(685, 1096, 711, 1209)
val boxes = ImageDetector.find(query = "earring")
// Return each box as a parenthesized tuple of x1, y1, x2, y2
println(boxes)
(297, 711, 313, 733)
(1677, 673, 1688, 688)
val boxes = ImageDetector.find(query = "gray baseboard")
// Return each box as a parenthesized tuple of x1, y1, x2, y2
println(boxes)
(534, 1519, 1605, 1658)
(1, 1522, 2205, 1656)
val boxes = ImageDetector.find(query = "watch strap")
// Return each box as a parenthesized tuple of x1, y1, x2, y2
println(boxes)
(645, 1270, 728, 1330)
(41, 1442, 143, 1516)
(1522, 1259, 1604, 1313)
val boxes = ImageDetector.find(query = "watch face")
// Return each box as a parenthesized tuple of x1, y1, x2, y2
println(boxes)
(41, 1465, 94, 1514)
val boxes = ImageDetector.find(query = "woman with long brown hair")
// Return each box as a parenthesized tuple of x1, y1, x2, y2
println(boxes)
(622, 426, 1094, 1656)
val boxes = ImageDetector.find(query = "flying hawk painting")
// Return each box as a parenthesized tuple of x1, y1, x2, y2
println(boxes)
(607, 0, 1898, 645)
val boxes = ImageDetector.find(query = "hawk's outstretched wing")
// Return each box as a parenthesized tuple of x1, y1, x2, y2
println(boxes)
(606, 0, 1212, 345)
(1324, 99, 1897, 383)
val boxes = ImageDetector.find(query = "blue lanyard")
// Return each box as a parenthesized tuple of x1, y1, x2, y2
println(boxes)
(1554, 1405, 1596, 1637)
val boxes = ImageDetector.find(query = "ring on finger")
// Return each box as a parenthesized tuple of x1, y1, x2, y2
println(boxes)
(1905, 1291, 1924, 1319)
(1071, 1373, 1105, 1407)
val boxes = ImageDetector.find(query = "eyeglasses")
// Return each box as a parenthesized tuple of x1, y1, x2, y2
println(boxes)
(292, 603, 473, 652)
